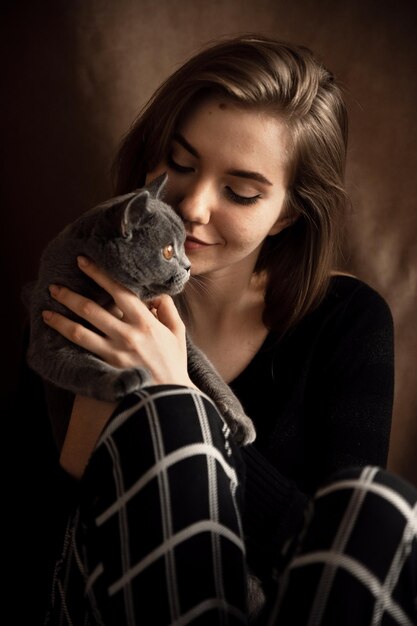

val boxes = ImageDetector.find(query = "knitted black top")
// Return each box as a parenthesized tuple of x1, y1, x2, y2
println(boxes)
(17, 274, 394, 609)
(231, 275, 394, 581)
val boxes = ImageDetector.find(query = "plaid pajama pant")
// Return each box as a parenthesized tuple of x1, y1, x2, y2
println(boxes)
(45, 386, 417, 625)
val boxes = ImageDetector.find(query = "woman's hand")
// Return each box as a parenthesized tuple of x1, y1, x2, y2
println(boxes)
(44, 256, 196, 479)
(42, 255, 194, 388)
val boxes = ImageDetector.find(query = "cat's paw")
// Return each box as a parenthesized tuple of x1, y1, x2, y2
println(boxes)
(230, 412, 257, 446)
(113, 368, 151, 399)
(217, 401, 256, 446)
(247, 572, 266, 622)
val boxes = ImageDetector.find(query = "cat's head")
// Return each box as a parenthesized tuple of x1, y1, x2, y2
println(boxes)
(91, 173, 191, 301)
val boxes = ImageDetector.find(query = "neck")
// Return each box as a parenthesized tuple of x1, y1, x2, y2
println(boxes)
(178, 268, 269, 383)
(180, 268, 266, 332)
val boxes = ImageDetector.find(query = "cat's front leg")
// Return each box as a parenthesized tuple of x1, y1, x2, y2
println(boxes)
(186, 336, 256, 446)
(27, 334, 151, 402)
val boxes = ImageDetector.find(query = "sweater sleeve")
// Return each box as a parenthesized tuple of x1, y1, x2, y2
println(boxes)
(237, 278, 394, 583)
(310, 282, 395, 480)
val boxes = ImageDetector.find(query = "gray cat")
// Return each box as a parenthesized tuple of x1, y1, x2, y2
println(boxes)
(24, 173, 256, 448)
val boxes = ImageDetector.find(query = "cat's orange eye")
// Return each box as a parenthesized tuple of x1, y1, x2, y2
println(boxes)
(162, 244, 174, 260)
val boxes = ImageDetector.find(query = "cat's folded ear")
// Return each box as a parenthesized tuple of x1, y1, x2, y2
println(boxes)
(120, 190, 153, 239)
(96, 174, 169, 240)
(93, 190, 153, 240)
(119, 173, 168, 238)
(145, 172, 168, 199)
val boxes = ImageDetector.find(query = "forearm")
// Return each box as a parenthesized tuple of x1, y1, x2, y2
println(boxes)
(60, 395, 118, 480)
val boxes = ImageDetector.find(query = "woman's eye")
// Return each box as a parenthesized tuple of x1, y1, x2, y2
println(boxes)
(162, 244, 175, 260)
(226, 187, 261, 206)
(167, 154, 194, 174)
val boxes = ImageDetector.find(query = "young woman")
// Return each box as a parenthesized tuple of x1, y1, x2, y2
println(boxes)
(30, 35, 416, 624)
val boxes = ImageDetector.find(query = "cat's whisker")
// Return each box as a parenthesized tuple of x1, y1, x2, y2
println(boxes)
(187, 275, 215, 298)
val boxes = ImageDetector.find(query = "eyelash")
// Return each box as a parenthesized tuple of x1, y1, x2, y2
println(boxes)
(167, 154, 193, 174)
(226, 188, 261, 206)
(167, 154, 262, 206)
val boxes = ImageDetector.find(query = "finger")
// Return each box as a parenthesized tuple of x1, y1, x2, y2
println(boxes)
(48, 284, 123, 337)
(149, 294, 185, 335)
(42, 309, 109, 358)
(77, 256, 149, 320)
(107, 303, 124, 320)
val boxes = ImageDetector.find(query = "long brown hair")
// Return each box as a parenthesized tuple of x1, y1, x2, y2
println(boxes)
(113, 34, 348, 337)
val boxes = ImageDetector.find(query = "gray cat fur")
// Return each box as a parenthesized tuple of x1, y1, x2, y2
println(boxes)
(24, 173, 256, 448)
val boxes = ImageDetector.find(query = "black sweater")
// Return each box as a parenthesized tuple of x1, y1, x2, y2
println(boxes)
(17, 274, 394, 609)
(231, 275, 394, 581)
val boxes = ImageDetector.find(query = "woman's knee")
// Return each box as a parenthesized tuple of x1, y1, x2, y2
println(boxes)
(84, 385, 244, 509)
(300, 466, 417, 564)
(269, 466, 417, 625)
(97, 385, 237, 460)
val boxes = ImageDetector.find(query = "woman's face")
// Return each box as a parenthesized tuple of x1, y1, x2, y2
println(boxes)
(146, 96, 291, 278)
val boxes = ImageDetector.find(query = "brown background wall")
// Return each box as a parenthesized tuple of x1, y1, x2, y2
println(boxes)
(2, 0, 416, 486)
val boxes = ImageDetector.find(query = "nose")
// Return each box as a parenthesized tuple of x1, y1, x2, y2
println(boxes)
(176, 180, 214, 225)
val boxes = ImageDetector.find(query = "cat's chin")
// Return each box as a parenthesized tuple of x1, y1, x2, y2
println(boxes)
(143, 279, 189, 300)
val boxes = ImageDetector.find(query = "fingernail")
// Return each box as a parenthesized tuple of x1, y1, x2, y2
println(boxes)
(77, 255, 89, 267)
(49, 284, 60, 296)
(42, 310, 53, 321)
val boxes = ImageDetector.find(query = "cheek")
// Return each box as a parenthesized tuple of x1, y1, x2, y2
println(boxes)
(223, 217, 266, 251)
(231, 193, 285, 240)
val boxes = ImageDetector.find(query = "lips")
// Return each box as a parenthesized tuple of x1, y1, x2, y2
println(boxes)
(185, 234, 213, 250)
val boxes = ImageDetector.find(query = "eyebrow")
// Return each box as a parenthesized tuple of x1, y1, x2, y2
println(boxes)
(172, 132, 273, 186)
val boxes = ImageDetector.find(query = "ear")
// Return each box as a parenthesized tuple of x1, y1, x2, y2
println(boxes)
(145, 171, 168, 199)
(268, 214, 297, 237)
(120, 190, 152, 238)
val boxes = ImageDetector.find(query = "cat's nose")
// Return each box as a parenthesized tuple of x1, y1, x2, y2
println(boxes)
(183, 254, 191, 274)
